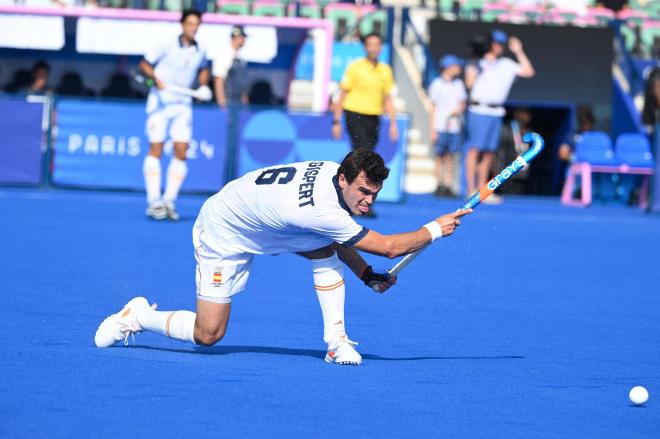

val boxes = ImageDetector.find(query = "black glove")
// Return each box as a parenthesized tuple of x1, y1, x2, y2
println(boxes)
(361, 266, 391, 293)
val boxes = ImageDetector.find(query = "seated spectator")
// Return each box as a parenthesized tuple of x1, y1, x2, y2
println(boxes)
(496, 108, 534, 194)
(558, 105, 596, 162)
(101, 72, 144, 99)
(248, 80, 283, 106)
(24, 60, 53, 96)
(641, 67, 660, 141)
(3, 69, 32, 94)
(56, 71, 95, 97)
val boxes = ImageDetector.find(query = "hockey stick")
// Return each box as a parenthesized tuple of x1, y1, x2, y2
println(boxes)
(129, 70, 209, 99)
(387, 131, 545, 277)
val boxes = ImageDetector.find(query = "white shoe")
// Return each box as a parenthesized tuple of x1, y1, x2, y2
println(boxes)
(146, 200, 167, 220)
(325, 334, 362, 365)
(164, 201, 180, 221)
(94, 297, 157, 347)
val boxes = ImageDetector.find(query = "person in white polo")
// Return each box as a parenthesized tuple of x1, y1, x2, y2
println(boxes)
(464, 29, 534, 204)
(139, 9, 212, 221)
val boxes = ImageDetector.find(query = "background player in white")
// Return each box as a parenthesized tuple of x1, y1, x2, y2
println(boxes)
(428, 54, 467, 198)
(95, 150, 471, 365)
(464, 30, 534, 204)
(139, 9, 212, 221)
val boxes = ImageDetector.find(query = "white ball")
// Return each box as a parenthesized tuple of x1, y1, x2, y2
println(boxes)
(629, 386, 649, 406)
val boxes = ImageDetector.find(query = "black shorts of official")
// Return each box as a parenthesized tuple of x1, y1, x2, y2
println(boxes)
(344, 110, 380, 150)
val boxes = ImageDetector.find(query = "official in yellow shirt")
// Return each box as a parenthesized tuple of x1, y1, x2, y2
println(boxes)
(332, 33, 399, 150)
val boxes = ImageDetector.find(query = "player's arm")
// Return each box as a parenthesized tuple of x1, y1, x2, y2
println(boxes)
(332, 89, 347, 139)
(464, 64, 478, 90)
(139, 59, 164, 89)
(198, 66, 210, 87)
(509, 37, 535, 78)
(454, 100, 467, 116)
(384, 93, 399, 142)
(429, 102, 437, 143)
(332, 243, 396, 294)
(332, 242, 368, 279)
(212, 56, 229, 107)
(354, 210, 471, 259)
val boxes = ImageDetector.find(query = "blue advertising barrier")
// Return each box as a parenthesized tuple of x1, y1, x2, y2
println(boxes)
(235, 109, 408, 202)
(53, 99, 228, 192)
(0, 98, 45, 185)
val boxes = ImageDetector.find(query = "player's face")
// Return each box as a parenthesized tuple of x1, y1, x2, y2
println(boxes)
(364, 36, 382, 61)
(232, 35, 246, 49)
(491, 42, 504, 56)
(339, 171, 382, 216)
(181, 15, 201, 41)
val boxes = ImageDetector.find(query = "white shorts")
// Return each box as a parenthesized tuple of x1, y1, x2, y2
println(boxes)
(193, 218, 254, 304)
(146, 104, 192, 143)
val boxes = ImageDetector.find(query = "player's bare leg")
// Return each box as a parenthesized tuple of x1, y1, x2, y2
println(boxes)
(441, 153, 455, 196)
(477, 151, 502, 204)
(95, 297, 229, 347)
(465, 147, 479, 195)
(162, 142, 188, 221)
(193, 300, 231, 346)
(298, 246, 362, 365)
(144, 142, 167, 220)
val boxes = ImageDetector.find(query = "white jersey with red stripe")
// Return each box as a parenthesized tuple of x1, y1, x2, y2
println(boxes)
(194, 161, 368, 257)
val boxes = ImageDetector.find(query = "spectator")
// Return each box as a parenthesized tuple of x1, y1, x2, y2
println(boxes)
(101, 72, 144, 99)
(332, 32, 398, 217)
(3, 69, 31, 94)
(56, 71, 95, 97)
(428, 54, 467, 198)
(248, 80, 282, 106)
(24, 61, 52, 96)
(213, 25, 249, 108)
(497, 108, 534, 194)
(641, 67, 660, 212)
(558, 105, 596, 163)
(332, 32, 398, 151)
(641, 67, 660, 144)
(464, 29, 535, 204)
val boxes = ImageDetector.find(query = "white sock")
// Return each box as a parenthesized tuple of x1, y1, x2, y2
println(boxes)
(312, 254, 346, 344)
(137, 309, 196, 343)
(162, 158, 188, 203)
(143, 155, 162, 204)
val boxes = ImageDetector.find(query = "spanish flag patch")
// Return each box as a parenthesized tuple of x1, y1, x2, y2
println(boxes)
(213, 268, 223, 285)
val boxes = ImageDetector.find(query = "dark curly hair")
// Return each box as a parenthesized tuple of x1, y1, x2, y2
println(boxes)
(181, 9, 202, 23)
(337, 149, 390, 186)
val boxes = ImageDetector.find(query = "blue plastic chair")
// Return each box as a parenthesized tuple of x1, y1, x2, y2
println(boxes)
(614, 133, 655, 168)
(574, 131, 618, 166)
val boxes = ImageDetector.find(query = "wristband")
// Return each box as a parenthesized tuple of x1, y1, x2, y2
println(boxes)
(423, 221, 442, 242)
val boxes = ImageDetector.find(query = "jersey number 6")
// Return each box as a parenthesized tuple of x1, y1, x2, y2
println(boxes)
(255, 167, 297, 185)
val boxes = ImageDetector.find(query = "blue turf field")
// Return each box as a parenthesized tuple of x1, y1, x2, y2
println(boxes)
(1, 189, 659, 438)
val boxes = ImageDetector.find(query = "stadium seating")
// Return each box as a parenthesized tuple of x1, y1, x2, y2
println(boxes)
(325, 4, 358, 39)
(640, 20, 660, 56)
(287, 2, 322, 19)
(358, 9, 388, 38)
(252, 1, 286, 17)
(561, 132, 654, 208)
(218, 0, 249, 15)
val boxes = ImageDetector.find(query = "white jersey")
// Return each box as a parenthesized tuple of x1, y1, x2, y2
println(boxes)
(195, 161, 369, 257)
(144, 35, 209, 114)
(469, 57, 521, 117)
(428, 77, 467, 133)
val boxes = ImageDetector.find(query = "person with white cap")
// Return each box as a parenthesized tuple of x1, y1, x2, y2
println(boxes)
(213, 25, 250, 108)
(428, 54, 467, 198)
(464, 29, 535, 204)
